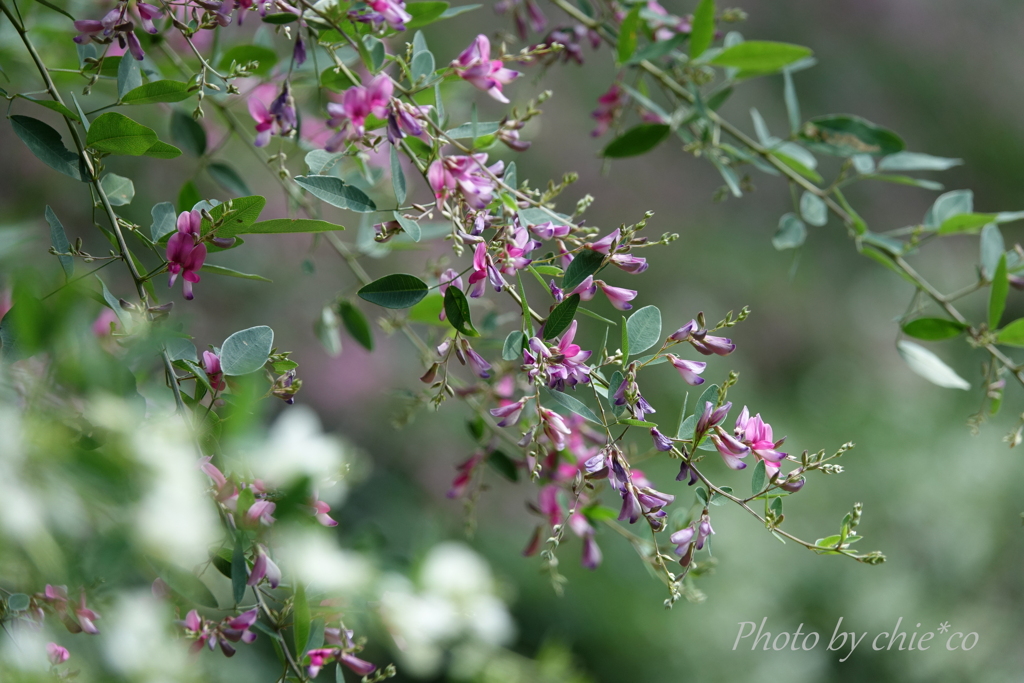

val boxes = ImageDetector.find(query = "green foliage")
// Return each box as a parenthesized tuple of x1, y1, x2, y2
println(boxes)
(710, 41, 813, 76)
(10, 115, 82, 181)
(603, 124, 671, 158)
(121, 80, 194, 105)
(444, 285, 478, 336)
(625, 305, 662, 355)
(220, 326, 274, 376)
(901, 318, 967, 340)
(543, 294, 580, 339)
(358, 274, 429, 309)
(294, 176, 377, 212)
(339, 301, 374, 350)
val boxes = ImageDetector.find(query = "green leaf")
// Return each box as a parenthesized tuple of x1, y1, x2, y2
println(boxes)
(17, 95, 80, 122)
(201, 196, 266, 236)
(171, 109, 206, 156)
(165, 337, 198, 362)
(618, 418, 657, 428)
(444, 285, 478, 336)
(203, 264, 273, 282)
(45, 206, 73, 279)
(543, 294, 580, 340)
(445, 121, 501, 139)
(689, 0, 715, 57)
(411, 47, 436, 83)
(358, 274, 428, 309)
(772, 150, 823, 183)
(294, 176, 377, 212)
(938, 211, 1024, 235)
(231, 538, 247, 604)
(405, 1, 449, 29)
(208, 162, 252, 197)
(143, 140, 183, 159)
(783, 68, 800, 134)
(6, 593, 30, 611)
(339, 301, 374, 350)
(502, 330, 525, 360)
(626, 305, 661, 355)
(996, 318, 1024, 347)
(178, 181, 201, 213)
(439, 3, 480, 18)
(751, 459, 766, 495)
(924, 189, 972, 228)
(617, 5, 642, 64)
(896, 340, 969, 390)
(773, 212, 806, 250)
(219, 45, 279, 76)
(710, 41, 812, 75)
(602, 124, 671, 158)
(71, 93, 90, 132)
(100, 173, 135, 206)
(10, 115, 82, 181)
(390, 146, 407, 205)
(122, 80, 193, 105)
(562, 250, 604, 292)
(799, 191, 827, 227)
(293, 583, 310, 658)
(394, 212, 421, 242)
(800, 115, 905, 157)
(321, 67, 356, 92)
(220, 326, 274, 376)
(518, 207, 572, 227)
(407, 293, 446, 325)
(980, 223, 1006, 279)
(901, 318, 967, 341)
(620, 316, 629, 360)
(148, 558, 219, 608)
(315, 305, 342, 357)
(695, 486, 709, 506)
(363, 35, 387, 71)
(990, 254, 1008, 330)
(861, 174, 943, 191)
(306, 149, 345, 175)
(262, 11, 298, 23)
(878, 152, 963, 172)
(543, 387, 602, 425)
(117, 54, 142, 99)
(86, 112, 158, 156)
(487, 450, 519, 481)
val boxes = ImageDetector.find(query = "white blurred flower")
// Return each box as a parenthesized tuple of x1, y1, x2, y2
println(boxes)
(246, 406, 349, 502)
(0, 407, 45, 541)
(380, 542, 515, 678)
(277, 527, 372, 594)
(0, 625, 49, 674)
(102, 591, 193, 682)
(133, 416, 219, 567)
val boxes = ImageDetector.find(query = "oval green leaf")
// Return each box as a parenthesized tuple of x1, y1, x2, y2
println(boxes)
(901, 318, 967, 341)
(358, 274, 428, 309)
(86, 112, 158, 156)
(602, 124, 671, 158)
(543, 293, 580, 340)
(220, 325, 274, 376)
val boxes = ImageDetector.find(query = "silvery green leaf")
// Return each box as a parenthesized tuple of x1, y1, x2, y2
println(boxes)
(896, 340, 970, 390)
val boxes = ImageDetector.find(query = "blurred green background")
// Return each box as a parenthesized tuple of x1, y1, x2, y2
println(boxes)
(2, 1, 1023, 681)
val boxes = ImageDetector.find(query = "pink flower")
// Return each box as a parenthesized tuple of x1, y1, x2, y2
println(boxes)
(325, 76, 394, 150)
(92, 308, 120, 337)
(339, 652, 377, 676)
(47, 642, 70, 665)
(75, 592, 100, 634)
(367, 0, 412, 29)
(523, 320, 592, 391)
(428, 154, 504, 210)
(245, 499, 277, 526)
(166, 210, 207, 300)
(734, 407, 788, 475)
(307, 648, 337, 678)
(203, 350, 226, 391)
(311, 497, 338, 527)
(592, 84, 626, 137)
(451, 35, 520, 103)
(539, 407, 572, 450)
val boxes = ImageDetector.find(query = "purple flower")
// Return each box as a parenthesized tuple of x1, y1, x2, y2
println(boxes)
(581, 534, 602, 569)
(74, 592, 100, 635)
(528, 221, 571, 240)
(676, 461, 698, 485)
(311, 497, 338, 527)
(696, 516, 714, 549)
(247, 544, 282, 588)
(368, 0, 412, 28)
(609, 253, 648, 273)
(670, 524, 695, 556)
(340, 652, 377, 676)
(429, 154, 503, 210)
(466, 242, 507, 295)
(491, 398, 527, 427)
(307, 648, 336, 678)
(666, 354, 706, 385)
(73, 4, 155, 60)
(522, 320, 592, 391)
(452, 35, 520, 103)
(595, 280, 637, 310)
(650, 427, 673, 451)
(293, 35, 307, 66)
(670, 318, 736, 355)
(695, 400, 731, 436)
(458, 339, 492, 378)
(711, 430, 750, 470)
(495, 0, 546, 39)
(166, 210, 207, 300)
(591, 84, 626, 137)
